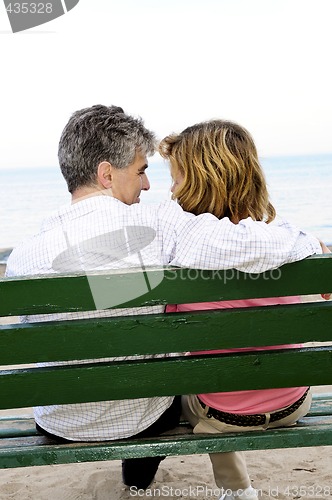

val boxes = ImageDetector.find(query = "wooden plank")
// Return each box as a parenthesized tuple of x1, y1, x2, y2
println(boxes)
(0, 274, 95, 317)
(1, 347, 332, 409)
(1, 255, 332, 317)
(0, 417, 332, 468)
(306, 399, 332, 416)
(0, 418, 37, 438)
(0, 301, 332, 364)
(0, 393, 331, 439)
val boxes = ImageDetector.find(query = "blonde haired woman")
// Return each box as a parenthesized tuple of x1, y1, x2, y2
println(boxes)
(159, 120, 312, 500)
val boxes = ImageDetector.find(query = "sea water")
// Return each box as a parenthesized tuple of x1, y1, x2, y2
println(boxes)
(1, 153, 332, 262)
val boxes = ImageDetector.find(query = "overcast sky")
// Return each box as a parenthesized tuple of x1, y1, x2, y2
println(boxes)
(1, 0, 331, 169)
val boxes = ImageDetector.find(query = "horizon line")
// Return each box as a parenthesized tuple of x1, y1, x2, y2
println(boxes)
(1, 151, 332, 170)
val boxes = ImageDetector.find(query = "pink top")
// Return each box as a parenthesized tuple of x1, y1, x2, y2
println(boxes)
(166, 296, 308, 414)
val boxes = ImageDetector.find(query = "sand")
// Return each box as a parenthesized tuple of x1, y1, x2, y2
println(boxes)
(1, 257, 332, 499)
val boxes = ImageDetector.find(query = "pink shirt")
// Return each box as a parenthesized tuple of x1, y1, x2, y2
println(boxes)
(166, 296, 308, 414)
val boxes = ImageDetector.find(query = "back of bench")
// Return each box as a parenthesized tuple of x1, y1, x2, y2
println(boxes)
(0, 254, 332, 410)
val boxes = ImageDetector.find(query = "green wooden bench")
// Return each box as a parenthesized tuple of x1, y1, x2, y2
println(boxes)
(0, 254, 332, 470)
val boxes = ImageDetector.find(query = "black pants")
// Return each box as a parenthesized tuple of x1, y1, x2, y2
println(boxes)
(121, 396, 182, 489)
(36, 396, 182, 490)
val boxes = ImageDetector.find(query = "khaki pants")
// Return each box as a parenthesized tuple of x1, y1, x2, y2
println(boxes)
(181, 390, 312, 491)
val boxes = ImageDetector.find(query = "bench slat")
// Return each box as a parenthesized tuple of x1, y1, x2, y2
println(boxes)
(0, 416, 332, 468)
(0, 418, 37, 438)
(1, 347, 332, 409)
(1, 393, 331, 439)
(1, 301, 332, 364)
(1, 255, 332, 317)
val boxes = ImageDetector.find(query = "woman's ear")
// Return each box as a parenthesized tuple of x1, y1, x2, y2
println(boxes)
(97, 161, 113, 189)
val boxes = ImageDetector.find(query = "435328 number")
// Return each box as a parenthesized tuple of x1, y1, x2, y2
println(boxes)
(6, 3, 53, 14)
(283, 485, 331, 497)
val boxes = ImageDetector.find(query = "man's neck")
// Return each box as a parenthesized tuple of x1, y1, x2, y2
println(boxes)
(71, 186, 107, 204)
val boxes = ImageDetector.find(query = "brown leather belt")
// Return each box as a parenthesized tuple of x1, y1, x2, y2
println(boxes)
(197, 388, 310, 427)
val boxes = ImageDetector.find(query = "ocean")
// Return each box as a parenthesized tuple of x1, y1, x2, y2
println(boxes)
(1, 153, 332, 263)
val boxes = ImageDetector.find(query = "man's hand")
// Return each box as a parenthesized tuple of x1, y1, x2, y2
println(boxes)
(320, 240, 331, 254)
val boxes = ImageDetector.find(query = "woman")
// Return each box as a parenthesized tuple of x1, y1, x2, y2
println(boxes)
(159, 120, 313, 500)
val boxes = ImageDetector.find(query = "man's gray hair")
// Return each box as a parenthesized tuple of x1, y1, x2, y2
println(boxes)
(58, 104, 157, 193)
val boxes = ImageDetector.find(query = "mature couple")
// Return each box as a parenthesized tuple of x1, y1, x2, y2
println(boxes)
(6, 105, 327, 500)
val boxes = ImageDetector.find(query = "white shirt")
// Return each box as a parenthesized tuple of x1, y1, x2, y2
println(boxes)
(6, 196, 321, 440)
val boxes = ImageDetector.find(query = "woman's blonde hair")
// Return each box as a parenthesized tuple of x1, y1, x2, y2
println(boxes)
(159, 120, 276, 223)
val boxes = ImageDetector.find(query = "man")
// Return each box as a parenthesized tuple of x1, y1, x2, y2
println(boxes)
(6, 105, 322, 490)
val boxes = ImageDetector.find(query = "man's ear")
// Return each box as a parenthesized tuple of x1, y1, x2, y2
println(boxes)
(97, 161, 113, 189)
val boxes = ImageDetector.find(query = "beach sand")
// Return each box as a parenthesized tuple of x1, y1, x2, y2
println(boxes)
(1, 259, 332, 499)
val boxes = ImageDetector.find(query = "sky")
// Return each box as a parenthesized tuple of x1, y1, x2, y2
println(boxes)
(0, 0, 332, 169)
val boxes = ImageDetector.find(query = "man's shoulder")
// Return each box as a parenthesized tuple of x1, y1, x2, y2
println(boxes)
(5, 235, 43, 277)
(142, 199, 186, 219)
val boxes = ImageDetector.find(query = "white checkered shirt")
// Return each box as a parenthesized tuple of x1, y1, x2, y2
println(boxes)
(6, 196, 321, 440)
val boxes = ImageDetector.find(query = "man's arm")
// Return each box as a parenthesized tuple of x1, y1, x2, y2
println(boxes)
(158, 202, 321, 273)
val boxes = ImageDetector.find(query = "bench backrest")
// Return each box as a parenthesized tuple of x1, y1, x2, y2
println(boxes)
(1, 255, 332, 410)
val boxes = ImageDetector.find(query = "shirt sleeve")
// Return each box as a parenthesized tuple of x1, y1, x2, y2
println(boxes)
(157, 201, 321, 273)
